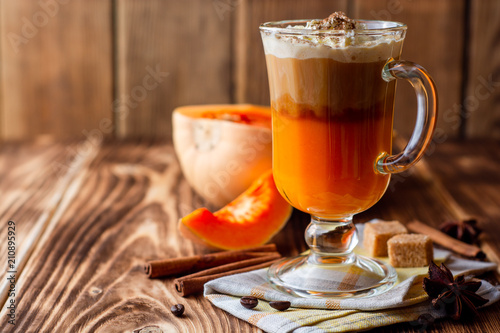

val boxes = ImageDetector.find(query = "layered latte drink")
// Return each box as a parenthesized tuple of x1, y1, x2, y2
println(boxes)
(260, 13, 405, 218)
(261, 13, 437, 298)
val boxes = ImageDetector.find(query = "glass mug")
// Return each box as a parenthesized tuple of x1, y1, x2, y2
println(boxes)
(260, 20, 437, 298)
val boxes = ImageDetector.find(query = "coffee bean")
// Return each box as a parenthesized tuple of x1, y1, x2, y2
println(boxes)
(171, 304, 185, 317)
(240, 296, 258, 309)
(269, 301, 290, 311)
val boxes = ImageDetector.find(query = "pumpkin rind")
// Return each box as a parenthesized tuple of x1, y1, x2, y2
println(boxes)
(172, 104, 272, 207)
(178, 170, 292, 250)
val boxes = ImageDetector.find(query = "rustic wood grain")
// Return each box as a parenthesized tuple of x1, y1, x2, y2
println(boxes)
(0, 141, 261, 332)
(0, 140, 91, 307)
(1, 140, 499, 333)
(233, 0, 348, 105)
(358, 167, 456, 227)
(466, 0, 500, 138)
(115, 0, 232, 139)
(351, 0, 465, 140)
(424, 141, 500, 271)
(0, 0, 113, 140)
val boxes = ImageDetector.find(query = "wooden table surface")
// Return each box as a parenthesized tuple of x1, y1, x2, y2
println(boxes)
(0, 139, 499, 333)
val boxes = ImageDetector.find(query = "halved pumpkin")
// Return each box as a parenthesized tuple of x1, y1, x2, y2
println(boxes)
(172, 104, 272, 208)
(179, 170, 292, 250)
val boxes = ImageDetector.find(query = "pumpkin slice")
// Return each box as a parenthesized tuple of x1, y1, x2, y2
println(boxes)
(179, 170, 292, 250)
(172, 104, 272, 208)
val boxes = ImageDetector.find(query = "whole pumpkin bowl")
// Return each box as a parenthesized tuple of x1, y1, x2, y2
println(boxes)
(172, 104, 272, 207)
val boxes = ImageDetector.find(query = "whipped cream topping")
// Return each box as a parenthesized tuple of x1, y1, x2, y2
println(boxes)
(261, 12, 405, 62)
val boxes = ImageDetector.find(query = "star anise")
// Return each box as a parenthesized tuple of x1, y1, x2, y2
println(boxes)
(439, 218, 481, 244)
(423, 261, 488, 320)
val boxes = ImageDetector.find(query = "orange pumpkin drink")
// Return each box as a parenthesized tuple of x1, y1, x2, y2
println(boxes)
(262, 19, 402, 219)
(260, 12, 438, 298)
(268, 58, 396, 218)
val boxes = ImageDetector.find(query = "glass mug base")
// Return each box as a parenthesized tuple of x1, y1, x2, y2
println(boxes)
(267, 254, 397, 298)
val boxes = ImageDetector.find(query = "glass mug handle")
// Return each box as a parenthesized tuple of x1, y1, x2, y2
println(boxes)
(376, 59, 438, 174)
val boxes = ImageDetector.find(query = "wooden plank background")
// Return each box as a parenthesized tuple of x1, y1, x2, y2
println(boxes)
(0, 0, 113, 140)
(0, 0, 498, 140)
(466, 0, 500, 139)
(115, 0, 232, 138)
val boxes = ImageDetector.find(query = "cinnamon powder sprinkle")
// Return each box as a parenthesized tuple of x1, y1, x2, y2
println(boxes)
(307, 11, 358, 30)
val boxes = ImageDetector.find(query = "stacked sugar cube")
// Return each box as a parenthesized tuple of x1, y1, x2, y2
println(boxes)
(363, 220, 433, 267)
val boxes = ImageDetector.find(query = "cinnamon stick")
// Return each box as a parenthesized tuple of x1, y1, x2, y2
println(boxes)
(145, 244, 278, 278)
(174, 254, 282, 296)
(407, 220, 485, 258)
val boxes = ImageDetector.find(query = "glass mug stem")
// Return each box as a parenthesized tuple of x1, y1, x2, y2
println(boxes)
(376, 59, 438, 174)
(305, 216, 357, 264)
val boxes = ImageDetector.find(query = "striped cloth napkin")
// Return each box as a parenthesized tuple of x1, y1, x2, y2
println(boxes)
(204, 223, 500, 333)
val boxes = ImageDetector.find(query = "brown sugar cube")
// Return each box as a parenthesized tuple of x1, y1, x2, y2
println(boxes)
(363, 221, 408, 257)
(388, 234, 433, 268)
